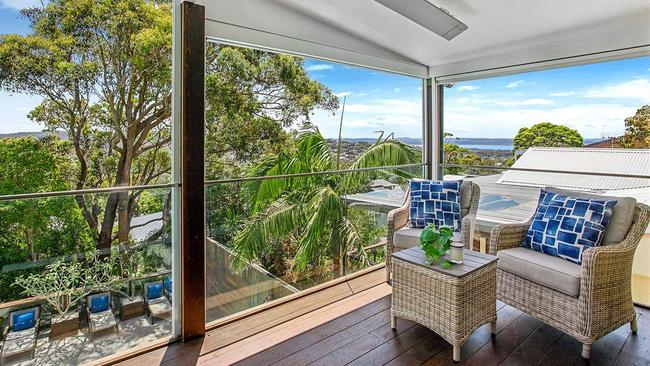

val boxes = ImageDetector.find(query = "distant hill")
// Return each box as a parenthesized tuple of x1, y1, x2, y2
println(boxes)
(0, 131, 68, 140)
(0, 132, 606, 147)
(340, 137, 604, 147)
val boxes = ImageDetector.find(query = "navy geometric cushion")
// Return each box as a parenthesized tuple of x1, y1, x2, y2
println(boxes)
(521, 189, 617, 264)
(90, 294, 110, 313)
(164, 276, 172, 294)
(408, 179, 462, 231)
(147, 283, 163, 300)
(12, 310, 35, 331)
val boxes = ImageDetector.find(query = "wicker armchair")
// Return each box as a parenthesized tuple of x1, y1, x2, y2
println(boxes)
(386, 181, 481, 282)
(489, 202, 650, 359)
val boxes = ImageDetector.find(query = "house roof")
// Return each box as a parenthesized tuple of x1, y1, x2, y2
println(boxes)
(584, 137, 622, 148)
(497, 147, 650, 191)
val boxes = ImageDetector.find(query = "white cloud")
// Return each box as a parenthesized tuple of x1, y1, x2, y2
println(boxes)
(583, 78, 650, 104)
(393, 88, 401, 92)
(458, 85, 479, 91)
(335, 91, 352, 97)
(309, 98, 422, 138)
(356, 93, 367, 97)
(549, 91, 576, 97)
(444, 102, 636, 138)
(506, 80, 524, 88)
(0, 0, 41, 9)
(305, 64, 333, 71)
(450, 97, 553, 107)
(494, 98, 554, 106)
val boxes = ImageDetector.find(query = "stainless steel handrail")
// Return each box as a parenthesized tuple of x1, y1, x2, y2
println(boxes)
(0, 164, 425, 201)
(0, 183, 180, 202)
(203, 163, 426, 185)
(441, 164, 650, 179)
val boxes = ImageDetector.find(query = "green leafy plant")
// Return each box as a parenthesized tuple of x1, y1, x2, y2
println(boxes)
(14, 258, 90, 317)
(419, 224, 454, 269)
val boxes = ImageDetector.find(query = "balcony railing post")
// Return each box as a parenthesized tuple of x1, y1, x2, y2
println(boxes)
(423, 78, 434, 180)
(180, 0, 206, 340)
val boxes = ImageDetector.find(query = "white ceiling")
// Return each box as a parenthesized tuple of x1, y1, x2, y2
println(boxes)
(200, 0, 650, 77)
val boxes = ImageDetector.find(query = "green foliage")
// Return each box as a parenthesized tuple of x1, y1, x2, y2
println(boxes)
(419, 224, 453, 268)
(512, 122, 583, 153)
(135, 190, 164, 215)
(14, 258, 89, 316)
(443, 143, 484, 175)
(0, 137, 94, 266)
(620, 105, 650, 148)
(204, 44, 339, 179)
(231, 127, 421, 277)
(347, 209, 386, 248)
(0, 0, 174, 249)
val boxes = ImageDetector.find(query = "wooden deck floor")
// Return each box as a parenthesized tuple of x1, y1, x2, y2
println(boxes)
(116, 279, 649, 366)
(235, 297, 649, 366)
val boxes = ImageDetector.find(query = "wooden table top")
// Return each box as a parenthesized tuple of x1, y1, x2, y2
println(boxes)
(392, 247, 497, 278)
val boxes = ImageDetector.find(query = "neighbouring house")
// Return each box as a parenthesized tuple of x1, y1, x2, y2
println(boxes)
(473, 147, 650, 227)
(369, 179, 398, 191)
(585, 137, 623, 148)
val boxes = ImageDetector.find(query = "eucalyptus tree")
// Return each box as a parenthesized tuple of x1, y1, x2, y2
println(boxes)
(513, 122, 583, 152)
(231, 127, 421, 277)
(620, 105, 649, 148)
(0, 2, 339, 251)
(0, 0, 173, 249)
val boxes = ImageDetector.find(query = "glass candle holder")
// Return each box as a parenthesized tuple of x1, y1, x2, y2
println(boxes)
(449, 242, 464, 264)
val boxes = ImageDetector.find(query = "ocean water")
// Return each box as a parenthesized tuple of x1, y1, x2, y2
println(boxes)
(457, 144, 513, 150)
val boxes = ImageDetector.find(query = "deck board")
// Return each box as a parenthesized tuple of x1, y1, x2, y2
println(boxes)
(237, 299, 649, 366)
(118, 279, 650, 366)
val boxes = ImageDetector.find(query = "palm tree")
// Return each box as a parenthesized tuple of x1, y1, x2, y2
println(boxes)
(231, 126, 421, 276)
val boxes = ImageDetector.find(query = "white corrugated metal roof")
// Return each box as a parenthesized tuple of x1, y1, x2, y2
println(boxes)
(497, 147, 650, 191)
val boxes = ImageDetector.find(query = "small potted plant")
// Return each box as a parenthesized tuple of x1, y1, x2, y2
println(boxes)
(97, 249, 148, 320)
(419, 224, 454, 268)
(14, 259, 89, 338)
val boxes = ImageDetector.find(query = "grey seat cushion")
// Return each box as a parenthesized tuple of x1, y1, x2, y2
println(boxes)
(460, 181, 474, 218)
(498, 247, 582, 297)
(89, 309, 117, 332)
(545, 187, 636, 245)
(393, 227, 423, 249)
(2, 328, 36, 356)
(148, 297, 172, 317)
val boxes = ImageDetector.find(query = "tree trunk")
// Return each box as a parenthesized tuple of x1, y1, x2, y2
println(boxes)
(98, 192, 120, 251)
(117, 140, 134, 244)
(97, 141, 134, 251)
(24, 228, 35, 261)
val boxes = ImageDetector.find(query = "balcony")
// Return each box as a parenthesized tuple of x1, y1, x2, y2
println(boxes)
(0, 0, 649, 365)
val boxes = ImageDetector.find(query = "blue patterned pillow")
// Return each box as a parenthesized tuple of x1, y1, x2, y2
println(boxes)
(12, 310, 36, 331)
(408, 179, 462, 231)
(147, 283, 163, 300)
(522, 189, 617, 264)
(90, 294, 110, 313)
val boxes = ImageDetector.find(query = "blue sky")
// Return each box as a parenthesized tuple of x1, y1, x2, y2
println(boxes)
(443, 57, 650, 139)
(305, 56, 650, 139)
(303, 60, 423, 139)
(1, 0, 649, 139)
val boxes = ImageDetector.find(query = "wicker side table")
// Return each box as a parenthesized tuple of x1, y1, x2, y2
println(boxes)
(391, 247, 497, 362)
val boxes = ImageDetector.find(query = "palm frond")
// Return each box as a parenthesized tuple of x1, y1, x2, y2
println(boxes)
(296, 127, 333, 172)
(340, 217, 368, 267)
(293, 186, 343, 271)
(244, 127, 334, 212)
(230, 199, 304, 271)
(344, 140, 421, 187)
